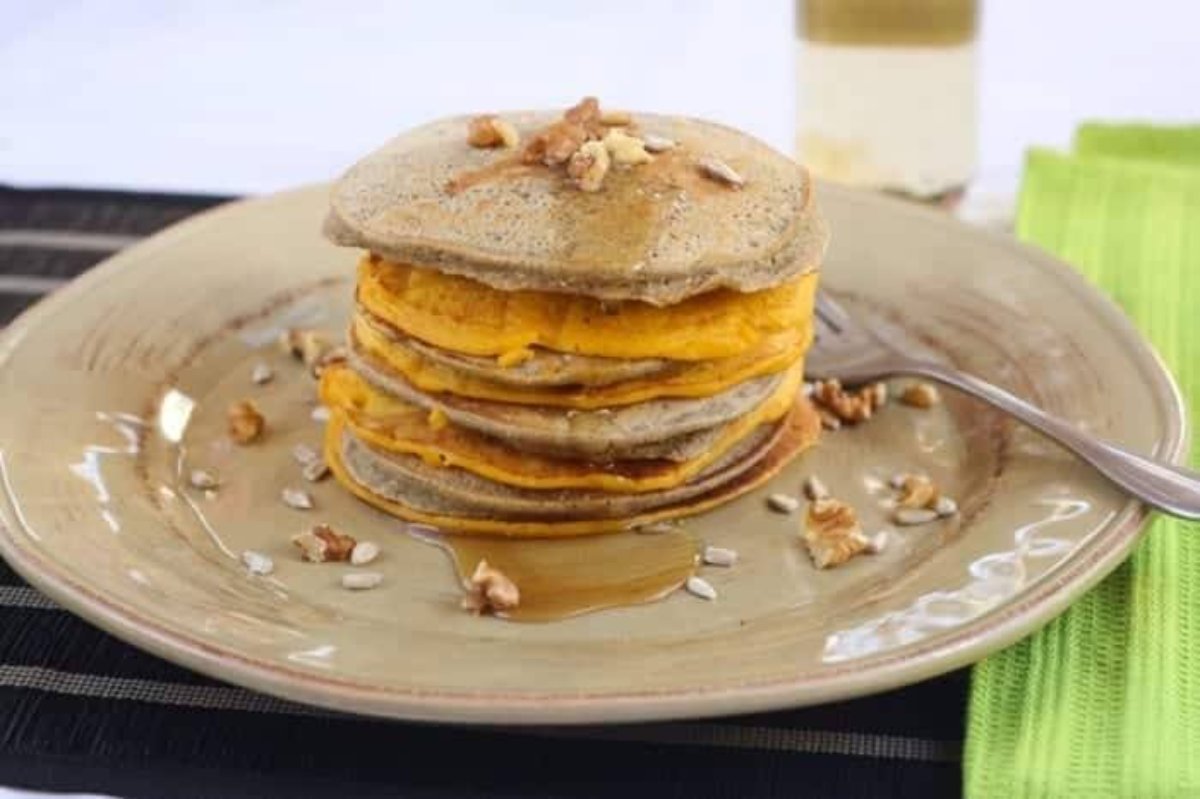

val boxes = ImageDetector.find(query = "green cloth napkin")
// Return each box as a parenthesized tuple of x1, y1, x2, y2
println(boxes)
(965, 127, 1200, 797)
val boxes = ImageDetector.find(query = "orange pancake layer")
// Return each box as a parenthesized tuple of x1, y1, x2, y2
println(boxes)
(357, 256, 819, 362)
(353, 312, 808, 410)
(323, 398, 822, 537)
(320, 362, 805, 493)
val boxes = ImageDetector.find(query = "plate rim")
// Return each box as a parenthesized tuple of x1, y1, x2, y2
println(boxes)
(0, 183, 1187, 724)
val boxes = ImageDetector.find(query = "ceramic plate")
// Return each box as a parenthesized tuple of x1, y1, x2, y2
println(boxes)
(0, 185, 1184, 724)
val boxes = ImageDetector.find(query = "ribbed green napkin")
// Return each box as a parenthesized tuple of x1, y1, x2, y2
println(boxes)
(965, 128, 1200, 798)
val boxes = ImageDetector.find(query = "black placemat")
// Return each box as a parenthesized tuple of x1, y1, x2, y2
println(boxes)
(0, 186, 967, 799)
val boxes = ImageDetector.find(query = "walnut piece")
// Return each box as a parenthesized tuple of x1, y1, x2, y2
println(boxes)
(227, 400, 265, 445)
(461, 559, 520, 615)
(603, 129, 653, 166)
(466, 114, 519, 149)
(279, 328, 333, 372)
(563, 96, 601, 129)
(897, 474, 940, 509)
(811, 379, 888, 425)
(567, 140, 611, 192)
(292, 523, 356, 563)
(900, 381, 941, 408)
(803, 497, 870, 569)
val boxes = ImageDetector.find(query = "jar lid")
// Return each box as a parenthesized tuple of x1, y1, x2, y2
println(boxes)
(798, 0, 978, 46)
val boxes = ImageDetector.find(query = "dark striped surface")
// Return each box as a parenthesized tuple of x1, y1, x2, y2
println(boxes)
(0, 186, 966, 799)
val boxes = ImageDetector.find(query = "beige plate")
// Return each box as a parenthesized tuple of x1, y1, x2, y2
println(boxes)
(0, 185, 1185, 724)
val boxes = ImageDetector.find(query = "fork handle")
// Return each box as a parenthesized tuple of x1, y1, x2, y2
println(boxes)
(902, 361, 1200, 520)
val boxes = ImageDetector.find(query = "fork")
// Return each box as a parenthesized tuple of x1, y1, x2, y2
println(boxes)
(807, 292, 1200, 520)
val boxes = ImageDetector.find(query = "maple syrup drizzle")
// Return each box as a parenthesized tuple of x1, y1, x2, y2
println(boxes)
(410, 526, 698, 622)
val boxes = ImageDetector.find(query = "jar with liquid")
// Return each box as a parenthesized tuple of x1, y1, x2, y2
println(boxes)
(795, 0, 979, 203)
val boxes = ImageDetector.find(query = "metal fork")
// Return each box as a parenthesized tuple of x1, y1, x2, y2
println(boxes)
(808, 292, 1200, 520)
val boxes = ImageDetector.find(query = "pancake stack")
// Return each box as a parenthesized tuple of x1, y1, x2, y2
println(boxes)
(319, 99, 828, 536)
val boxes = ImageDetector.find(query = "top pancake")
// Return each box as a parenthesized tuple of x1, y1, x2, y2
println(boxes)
(326, 109, 829, 305)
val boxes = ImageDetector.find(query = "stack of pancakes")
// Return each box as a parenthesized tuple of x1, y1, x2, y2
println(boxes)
(319, 105, 828, 536)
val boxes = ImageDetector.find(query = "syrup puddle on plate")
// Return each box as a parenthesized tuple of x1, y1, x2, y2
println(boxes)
(409, 525, 699, 622)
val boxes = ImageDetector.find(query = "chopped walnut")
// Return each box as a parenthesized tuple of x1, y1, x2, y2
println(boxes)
(461, 559, 520, 615)
(566, 140, 611, 192)
(900, 381, 941, 408)
(865, 381, 888, 408)
(603, 129, 653, 166)
(811, 379, 888, 425)
(563, 96, 601, 129)
(466, 114, 519, 148)
(534, 122, 585, 165)
(523, 99, 597, 166)
(292, 523, 357, 563)
(279, 328, 332, 372)
(227, 400, 265, 445)
(896, 474, 940, 509)
(803, 497, 870, 569)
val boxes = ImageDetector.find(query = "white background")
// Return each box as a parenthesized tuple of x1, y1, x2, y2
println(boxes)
(2, 0, 1197, 197)
(0, 2, 1196, 796)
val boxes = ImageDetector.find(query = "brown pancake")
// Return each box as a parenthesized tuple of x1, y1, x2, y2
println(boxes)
(325, 110, 828, 305)
(360, 305, 675, 389)
(347, 339, 783, 462)
(338, 422, 780, 521)
(322, 397, 822, 537)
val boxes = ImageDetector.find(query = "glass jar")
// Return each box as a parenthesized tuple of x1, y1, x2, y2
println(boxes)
(796, 0, 979, 203)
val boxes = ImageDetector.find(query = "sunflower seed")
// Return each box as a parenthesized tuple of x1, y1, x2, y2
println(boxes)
(291, 443, 319, 466)
(203, 489, 218, 502)
(934, 495, 959, 517)
(802, 475, 829, 501)
(350, 540, 380, 566)
(302, 459, 330, 483)
(702, 546, 738, 567)
(240, 550, 274, 575)
(250, 362, 274, 385)
(311, 405, 331, 423)
(341, 571, 384, 590)
(767, 493, 801, 514)
(281, 487, 314, 510)
(685, 575, 717, 600)
(894, 507, 938, 526)
(188, 469, 219, 490)
(865, 531, 890, 554)
(697, 156, 744, 188)
(641, 133, 677, 152)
